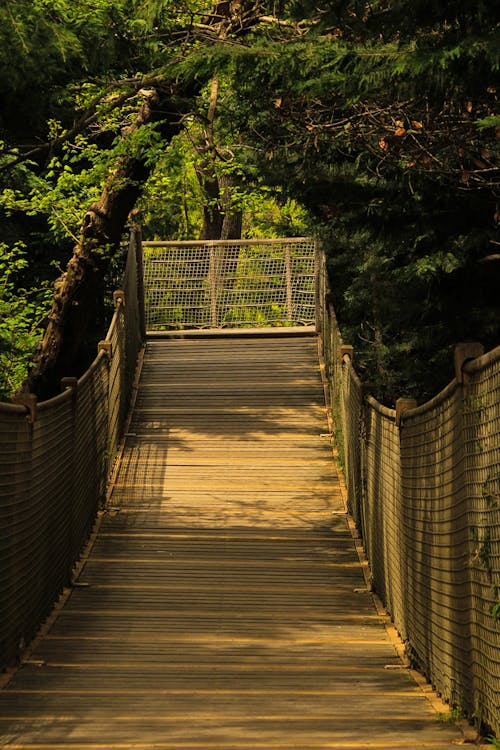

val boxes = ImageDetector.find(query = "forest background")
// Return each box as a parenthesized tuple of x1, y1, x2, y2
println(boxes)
(0, 0, 498, 403)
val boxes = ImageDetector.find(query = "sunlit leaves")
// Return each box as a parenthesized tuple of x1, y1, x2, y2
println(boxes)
(0, 242, 52, 399)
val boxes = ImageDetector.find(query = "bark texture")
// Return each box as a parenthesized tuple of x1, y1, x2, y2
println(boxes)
(25, 91, 180, 399)
(195, 76, 243, 242)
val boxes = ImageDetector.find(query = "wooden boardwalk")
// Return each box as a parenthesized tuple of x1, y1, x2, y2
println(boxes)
(0, 335, 464, 749)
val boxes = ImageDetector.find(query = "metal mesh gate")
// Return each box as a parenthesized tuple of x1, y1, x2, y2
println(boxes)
(142, 238, 317, 330)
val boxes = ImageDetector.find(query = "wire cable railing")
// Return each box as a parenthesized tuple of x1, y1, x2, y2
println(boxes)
(1, 229, 498, 738)
(316, 249, 500, 737)
(0, 230, 143, 670)
(142, 237, 317, 330)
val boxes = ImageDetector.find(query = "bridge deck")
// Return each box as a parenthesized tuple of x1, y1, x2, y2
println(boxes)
(1, 335, 462, 749)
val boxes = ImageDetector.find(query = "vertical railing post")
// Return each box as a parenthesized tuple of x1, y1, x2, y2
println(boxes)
(209, 244, 218, 328)
(315, 242, 323, 335)
(133, 226, 147, 340)
(285, 245, 293, 322)
(454, 342, 484, 396)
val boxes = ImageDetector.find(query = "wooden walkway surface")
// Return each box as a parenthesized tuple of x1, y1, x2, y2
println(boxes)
(1, 335, 464, 749)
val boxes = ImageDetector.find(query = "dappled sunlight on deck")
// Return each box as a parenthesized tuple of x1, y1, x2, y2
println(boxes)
(0, 335, 464, 749)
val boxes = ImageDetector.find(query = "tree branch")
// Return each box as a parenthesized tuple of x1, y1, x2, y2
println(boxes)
(0, 76, 166, 172)
(23, 90, 182, 399)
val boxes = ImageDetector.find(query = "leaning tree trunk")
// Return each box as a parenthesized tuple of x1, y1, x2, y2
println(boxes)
(25, 90, 180, 400)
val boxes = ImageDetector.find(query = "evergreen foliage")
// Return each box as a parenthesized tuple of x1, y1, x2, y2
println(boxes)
(213, 0, 499, 403)
(0, 0, 498, 403)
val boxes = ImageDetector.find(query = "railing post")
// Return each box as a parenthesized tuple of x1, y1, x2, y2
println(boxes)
(285, 245, 293, 322)
(13, 392, 38, 425)
(209, 244, 218, 328)
(454, 342, 484, 393)
(395, 397, 417, 427)
(113, 290, 125, 308)
(314, 243, 322, 334)
(340, 345, 354, 363)
(133, 227, 147, 340)
(98, 340, 113, 357)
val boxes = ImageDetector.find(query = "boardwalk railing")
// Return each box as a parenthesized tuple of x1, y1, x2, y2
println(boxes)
(316, 250, 500, 737)
(0, 231, 143, 671)
(0, 229, 499, 737)
(142, 237, 317, 330)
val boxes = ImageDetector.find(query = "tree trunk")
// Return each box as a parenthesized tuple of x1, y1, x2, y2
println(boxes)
(25, 90, 180, 399)
(196, 75, 225, 241)
(197, 167, 225, 240)
(194, 76, 242, 242)
(220, 173, 243, 240)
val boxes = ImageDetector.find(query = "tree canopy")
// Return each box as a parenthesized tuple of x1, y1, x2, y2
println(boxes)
(0, 0, 498, 402)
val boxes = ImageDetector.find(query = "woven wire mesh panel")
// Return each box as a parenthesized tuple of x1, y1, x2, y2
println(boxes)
(363, 401, 404, 629)
(144, 244, 212, 329)
(71, 357, 110, 562)
(107, 311, 126, 460)
(0, 235, 145, 672)
(399, 384, 472, 708)
(462, 350, 500, 734)
(316, 244, 500, 735)
(142, 239, 316, 330)
(0, 405, 35, 666)
(341, 364, 364, 526)
(360, 366, 500, 737)
(30, 392, 76, 603)
(0, 391, 75, 668)
(316, 249, 361, 522)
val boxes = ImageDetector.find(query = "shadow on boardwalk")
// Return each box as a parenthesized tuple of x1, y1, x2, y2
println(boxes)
(0, 336, 464, 749)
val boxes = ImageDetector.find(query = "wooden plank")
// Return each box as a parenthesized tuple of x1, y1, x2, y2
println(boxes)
(0, 335, 463, 749)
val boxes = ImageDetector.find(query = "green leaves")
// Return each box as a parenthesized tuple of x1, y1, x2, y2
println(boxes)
(476, 114, 500, 130)
(0, 242, 52, 400)
(0, 0, 497, 401)
(411, 252, 462, 279)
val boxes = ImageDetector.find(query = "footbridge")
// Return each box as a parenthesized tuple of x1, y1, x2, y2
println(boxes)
(1, 230, 499, 747)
